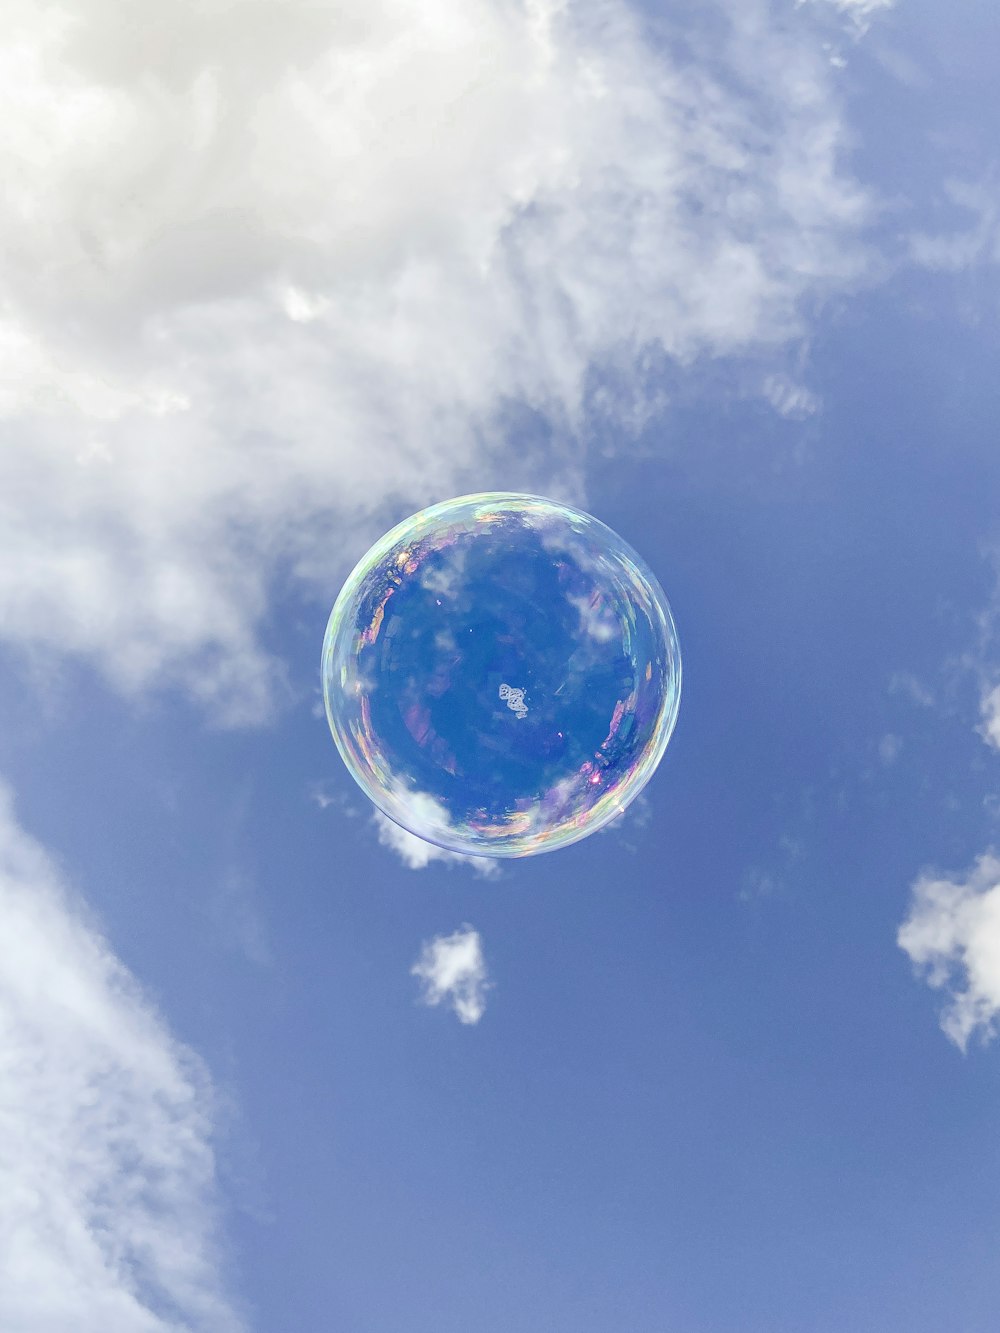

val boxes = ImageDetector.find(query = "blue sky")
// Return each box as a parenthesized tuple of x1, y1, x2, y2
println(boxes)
(3, 0, 1000, 1329)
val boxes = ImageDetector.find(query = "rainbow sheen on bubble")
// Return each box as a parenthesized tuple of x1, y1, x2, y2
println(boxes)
(322, 494, 681, 858)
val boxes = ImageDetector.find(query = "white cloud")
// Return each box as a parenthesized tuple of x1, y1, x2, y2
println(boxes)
(898, 853, 1000, 1051)
(374, 811, 499, 878)
(0, 0, 875, 721)
(0, 781, 243, 1331)
(411, 926, 491, 1025)
(958, 553, 1000, 750)
(979, 683, 1000, 751)
(911, 179, 1000, 274)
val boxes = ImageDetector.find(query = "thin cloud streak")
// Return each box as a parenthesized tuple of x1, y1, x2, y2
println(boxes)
(980, 684, 1000, 750)
(0, 782, 244, 1332)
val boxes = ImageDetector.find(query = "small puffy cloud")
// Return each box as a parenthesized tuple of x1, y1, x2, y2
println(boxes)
(374, 811, 499, 878)
(0, 780, 243, 1331)
(898, 853, 1000, 1051)
(411, 926, 490, 1025)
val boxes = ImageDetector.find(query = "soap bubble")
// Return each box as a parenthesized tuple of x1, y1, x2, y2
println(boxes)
(322, 493, 681, 858)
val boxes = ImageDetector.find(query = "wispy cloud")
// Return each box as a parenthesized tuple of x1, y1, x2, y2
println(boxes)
(411, 926, 491, 1025)
(965, 551, 1000, 750)
(878, 732, 903, 765)
(209, 868, 272, 968)
(762, 373, 821, 420)
(600, 790, 653, 855)
(894, 550, 1000, 1048)
(309, 783, 361, 818)
(911, 178, 1000, 273)
(898, 853, 1000, 1051)
(979, 684, 1000, 751)
(889, 671, 935, 709)
(907, 549, 1000, 751)
(0, 781, 244, 1330)
(0, 0, 876, 722)
(740, 831, 805, 904)
(800, 0, 895, 37)
(374, 812, 499, 878)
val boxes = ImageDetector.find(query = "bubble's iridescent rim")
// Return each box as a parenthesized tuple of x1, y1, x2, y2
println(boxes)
(322, 493, 682, 858)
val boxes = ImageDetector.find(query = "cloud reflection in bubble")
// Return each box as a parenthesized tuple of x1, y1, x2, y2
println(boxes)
(323, 494, 681, 858)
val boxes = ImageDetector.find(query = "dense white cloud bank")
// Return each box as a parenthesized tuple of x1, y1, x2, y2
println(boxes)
(0, 783, 243, 1331)
(898, 853, 1000, 1051)
(412, 926, 491, 1024)
(0, 0, 875, 721)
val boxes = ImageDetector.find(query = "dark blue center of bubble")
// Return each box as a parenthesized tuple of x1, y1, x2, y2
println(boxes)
(357, 518, 638, 816)
(323, 494, 680, 857)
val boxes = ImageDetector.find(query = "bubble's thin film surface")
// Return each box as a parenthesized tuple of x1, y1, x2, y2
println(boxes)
(322, 494, 681, 858)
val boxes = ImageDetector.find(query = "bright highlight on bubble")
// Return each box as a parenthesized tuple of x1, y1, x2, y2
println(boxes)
(322, 493, 681, 858)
